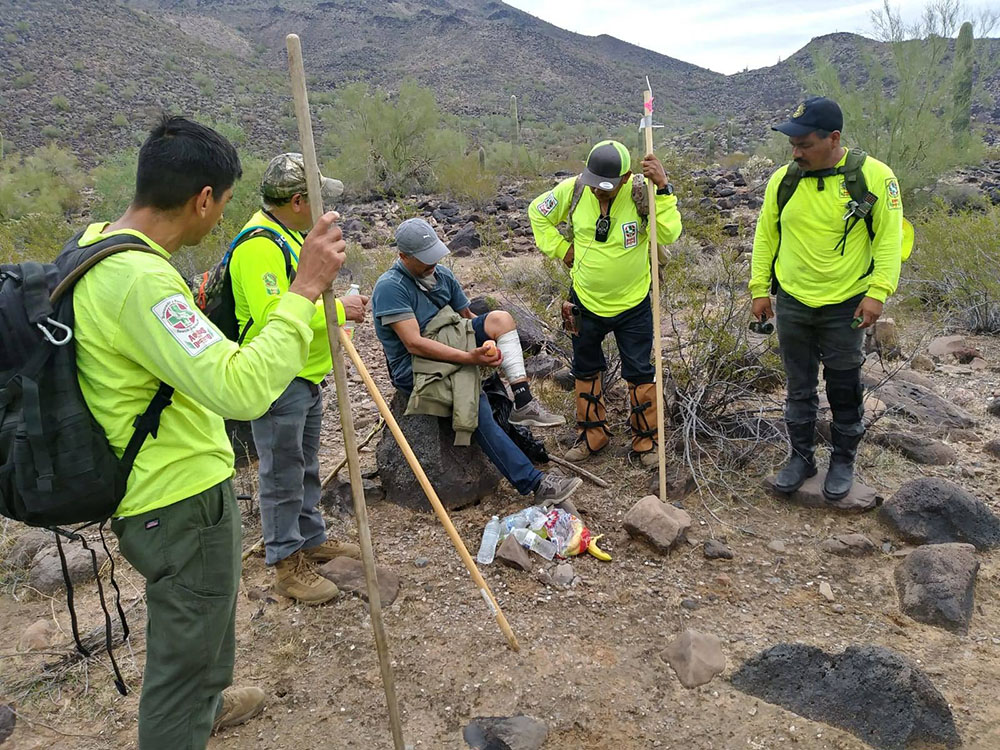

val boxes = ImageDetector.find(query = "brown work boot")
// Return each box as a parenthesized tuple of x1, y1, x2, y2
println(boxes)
(567, 375, 610, 462)
(629, 382, 660, 469)
(273, 550, 340, 605)
(213, 686, 266, 733)
(302, 538, 362, 563)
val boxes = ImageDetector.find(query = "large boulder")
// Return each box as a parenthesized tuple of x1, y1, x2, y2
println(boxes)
(763, 471, 880, 512)
(878, 477, 1000, 549)
(28, 543, 108, 595)
(468, 296, 546, 355)
(732, 643, 961, 750)
(868, 431, 957, 465)
(895, 543, 978, 634)
(376, 391, 500, 512)
(863, 373, 977, 429)
(5, 529, 55, 569)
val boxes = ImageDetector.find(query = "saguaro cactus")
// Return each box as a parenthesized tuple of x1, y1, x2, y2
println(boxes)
(478, 145, 486, 173)
(951, 21, 974, 140)
(510, 94, 520, 171)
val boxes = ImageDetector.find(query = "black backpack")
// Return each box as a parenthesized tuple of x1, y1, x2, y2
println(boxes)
(1, 232, 177, 695)
(189, 224, 297, 343)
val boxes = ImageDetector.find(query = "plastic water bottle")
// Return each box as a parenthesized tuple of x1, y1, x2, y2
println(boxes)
(512, 528, 557, 561)
(344, 283, 361, 340)
(477, 516, 501, 564)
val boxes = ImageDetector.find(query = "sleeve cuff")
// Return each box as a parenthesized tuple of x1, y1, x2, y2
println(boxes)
(553, 239, 571, 259)
(278, 291, 321, 324)
(866, 286, 890, 303)
(335, 298, 346, 327)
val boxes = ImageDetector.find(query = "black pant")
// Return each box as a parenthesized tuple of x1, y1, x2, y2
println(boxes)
(570, 290, 654, 384)
(775, 286, 865, 431)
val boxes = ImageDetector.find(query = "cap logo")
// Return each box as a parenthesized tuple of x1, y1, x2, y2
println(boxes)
(793, 103, 807, 118)
(598, 181, 614, 190)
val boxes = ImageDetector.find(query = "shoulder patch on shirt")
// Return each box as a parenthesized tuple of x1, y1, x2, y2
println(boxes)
(885, 178, 901, 210)
(263, 271, 280, 296)
(838, 180, 850, 199)
(537, 193, 558, 216)
(622, 221, 638, 249)
(151, 293, 222, 357)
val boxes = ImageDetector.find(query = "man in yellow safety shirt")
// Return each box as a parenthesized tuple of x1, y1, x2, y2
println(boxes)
(528, 139, 682, 468)
(750, 97, 903, 501)
(64, 116, 348, 749)
(230, 153, 368, 605)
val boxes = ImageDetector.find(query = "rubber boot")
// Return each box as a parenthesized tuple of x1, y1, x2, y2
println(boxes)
(774, 421, 818, 493)
(565, 375, 610, 462)
(823, 422, 863, 501)
(628, 382, 659, 469)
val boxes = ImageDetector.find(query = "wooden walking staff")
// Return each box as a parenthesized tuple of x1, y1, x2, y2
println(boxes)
(284, 33, 406, 750)
(642, 82, 668, 503)
(336, 330, 522, 653)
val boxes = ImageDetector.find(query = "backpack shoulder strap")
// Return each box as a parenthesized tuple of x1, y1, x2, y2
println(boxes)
(564, 176, 587, 244)
(776, 161, 802, 219)
(51, 243, 162, 303)
(229, 226, 297, 281)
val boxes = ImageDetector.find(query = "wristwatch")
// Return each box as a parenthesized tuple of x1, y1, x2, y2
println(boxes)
(656, 183, 674, 196)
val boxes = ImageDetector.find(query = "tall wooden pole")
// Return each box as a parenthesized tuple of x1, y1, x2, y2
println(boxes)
(285, 33, 405, 750)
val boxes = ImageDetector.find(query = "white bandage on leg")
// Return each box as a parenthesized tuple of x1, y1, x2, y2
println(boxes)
(496, 330, 527, 382)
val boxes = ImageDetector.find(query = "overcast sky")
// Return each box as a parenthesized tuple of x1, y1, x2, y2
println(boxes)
(504, 0, 934, 74)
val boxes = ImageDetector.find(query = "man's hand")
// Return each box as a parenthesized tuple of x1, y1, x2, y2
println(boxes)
(751, 296, 774, 321)
(466, 343, 503, 368)
(641, 154, 668, 189)
(563, 244, 575, 268)
(853, 296, 884, 329)
(288, 211, 346, 303)
(338, 294, 370, 323)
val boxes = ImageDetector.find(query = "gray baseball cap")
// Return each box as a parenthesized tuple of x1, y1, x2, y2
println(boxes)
(260, 152, 344, 203)
(394, 218, 450, 265)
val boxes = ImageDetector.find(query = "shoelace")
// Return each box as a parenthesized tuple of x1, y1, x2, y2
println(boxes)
(295, 553, 324, 584)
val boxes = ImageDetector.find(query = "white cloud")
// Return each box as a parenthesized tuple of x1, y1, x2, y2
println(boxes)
(505, 0, 932, 73)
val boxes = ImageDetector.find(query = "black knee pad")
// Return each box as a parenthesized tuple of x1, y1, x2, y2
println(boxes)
(823, 366, 863, 422)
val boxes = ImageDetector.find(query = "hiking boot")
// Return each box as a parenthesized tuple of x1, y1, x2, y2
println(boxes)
(213, 686, 266, 733)
(510, 399, 566, 428)
(273, 550, 340, 605)
(774, 421, 818, 494)
(823, 422, 864, 502)
(637, 450, 658, 469)
(564, 440, 592, 462)
(302, 539, 362, 563)
(534, 473, 583, 507)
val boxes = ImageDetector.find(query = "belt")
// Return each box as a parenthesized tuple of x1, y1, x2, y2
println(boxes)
(295, 376, 328, 396)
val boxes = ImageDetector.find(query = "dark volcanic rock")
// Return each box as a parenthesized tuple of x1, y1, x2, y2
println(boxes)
(376, 391, 500, 512)
(732, 643, 961, 750)
(863, 374, 977, 429)
(878, 477, 1000, 549)
(463, 715, 547, 750)
(895, 543, 979, 634)
(869, 431, 957, 465)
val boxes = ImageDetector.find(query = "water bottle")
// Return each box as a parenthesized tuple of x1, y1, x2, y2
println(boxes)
(477, 516, 501, 565)
(500, 506, 548, 538)
(512, 528, 557, 561)
(344, 283, 361, 340)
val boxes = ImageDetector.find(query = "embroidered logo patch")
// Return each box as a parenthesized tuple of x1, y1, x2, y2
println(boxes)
(839, 180, 850, 199)
(537, 193, 558, 216)
(152, 293, 223, 357)
(263, 272, 280, 296)
(885, 178, 902, 210)
(793, 102, 807, 118)
(622, 221, 638, 249)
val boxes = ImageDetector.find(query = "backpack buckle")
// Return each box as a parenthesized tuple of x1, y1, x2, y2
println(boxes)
(37, 318, 73, 346)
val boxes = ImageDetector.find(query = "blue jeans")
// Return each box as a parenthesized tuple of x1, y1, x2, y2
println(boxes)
(394, 313, 543, 496)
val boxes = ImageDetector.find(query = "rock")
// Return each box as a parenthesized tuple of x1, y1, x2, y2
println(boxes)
(985, 438, 1000, 458)
(414, 557, 430, 569)
(703, 539, 733, 560)
(862, 373, 977, 428)
(951, 346, 982, 364)
(927, 335, 968, 358)
(340, 217, 364, 235)
(495, 535, 532, 572)
(820, 533, 877, 557)
(318, 557, 400, 606)
(878, 477, 1000, 549)
(463, 715, 547, 750)
(550, 368, 575, 391)
(970, 357, 989, 371)
(376, 390, 500, 512)
(819, 581, 835, 602)
(868, 431, 957, 465)
(551, 562, 574, 588)
(661, 629, 726, 689)
(766, 540, 787, 554)
(623, 496, 691, 554)
(680, 598, 700, 610)
(873, 318, 899, 351)
(28, 543, 108, 595)
(989, 399, 1000, 418)
(731, 643, 961, 750)
(467, 297, 545, 355)
(6, 529, 54, 569)
(523, 354, 563, 379)
(763, 472, 880, 512)
(895, 543, 978, 634)
(320, 476, 385, 515)
(448, 223, 482, 255)
(910, 354, 935, 372)
(0, 705, 13, 745)
(18, 619, 59, 652)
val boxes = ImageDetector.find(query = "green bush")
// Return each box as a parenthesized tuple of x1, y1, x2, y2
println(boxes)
(435, 152, 497, 207)
(112, 112, 128, 128)
(51, 95, 70, 112)
(194, 72, 215, 96)
(13, 72, 35, 89)
(41, 125, 61, 139)
(0, 144, 88, 222)
(904, 202, 1000, 332)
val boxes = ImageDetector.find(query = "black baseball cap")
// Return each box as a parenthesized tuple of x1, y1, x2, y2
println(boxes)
(772, 97, 843, 137)
(580, 140, 631, 191)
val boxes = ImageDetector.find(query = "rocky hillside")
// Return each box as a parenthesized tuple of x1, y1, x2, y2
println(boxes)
(1, 0, 999, 159)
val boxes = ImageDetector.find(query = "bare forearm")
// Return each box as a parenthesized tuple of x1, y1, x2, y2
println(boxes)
(405, 337, 471, 365)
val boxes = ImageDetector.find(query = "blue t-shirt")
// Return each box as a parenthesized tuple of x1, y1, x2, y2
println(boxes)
(372, 260, 470, 390)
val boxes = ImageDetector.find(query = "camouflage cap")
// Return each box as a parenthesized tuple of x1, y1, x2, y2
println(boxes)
(260, 152, 344, 203)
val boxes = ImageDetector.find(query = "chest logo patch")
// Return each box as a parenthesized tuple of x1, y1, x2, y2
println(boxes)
(152, 293, 222, 357)
(622, 221, 639, 249)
